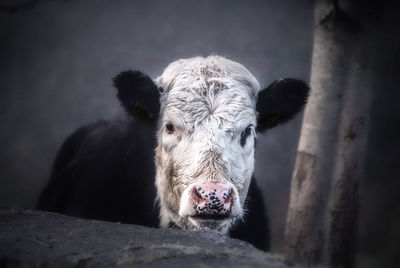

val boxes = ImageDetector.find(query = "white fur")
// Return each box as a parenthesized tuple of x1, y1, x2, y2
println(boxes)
(154, 56, 260, 234)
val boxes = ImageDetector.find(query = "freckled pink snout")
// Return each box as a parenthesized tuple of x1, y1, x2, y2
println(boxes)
(189, 182, 234, 217)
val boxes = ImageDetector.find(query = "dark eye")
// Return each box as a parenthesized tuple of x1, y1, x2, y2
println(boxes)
(165, 122, 175, 134)
(240, 125, 252, 147)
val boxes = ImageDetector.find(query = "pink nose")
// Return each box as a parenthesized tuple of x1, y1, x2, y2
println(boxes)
(190, 182, 234, 217)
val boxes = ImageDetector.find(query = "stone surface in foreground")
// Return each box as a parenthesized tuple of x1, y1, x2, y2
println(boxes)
(0, 209, 293, 267)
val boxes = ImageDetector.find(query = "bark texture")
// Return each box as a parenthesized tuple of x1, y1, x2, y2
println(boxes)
(285, 0, 356, 265)
(327, 18, 376, 268)
(284, 0, 380, 267)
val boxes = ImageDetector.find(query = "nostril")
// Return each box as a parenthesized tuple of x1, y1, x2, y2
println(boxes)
(195, 187, 203, 198)
(191, 186, 204, 203)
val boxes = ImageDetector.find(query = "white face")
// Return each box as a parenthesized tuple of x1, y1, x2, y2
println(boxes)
(154, 56, 261, 233)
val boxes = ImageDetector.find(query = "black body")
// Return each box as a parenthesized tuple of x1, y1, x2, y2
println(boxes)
(37, 116, 270, 250)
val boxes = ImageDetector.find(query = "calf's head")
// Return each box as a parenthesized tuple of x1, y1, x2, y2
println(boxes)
(113, 56, 309, 233)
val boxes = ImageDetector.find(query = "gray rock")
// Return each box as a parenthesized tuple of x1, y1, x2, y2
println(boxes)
(0, 209, 294, 267)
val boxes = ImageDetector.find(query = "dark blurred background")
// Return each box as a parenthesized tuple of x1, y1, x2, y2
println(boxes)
(0, 0, 399, 267)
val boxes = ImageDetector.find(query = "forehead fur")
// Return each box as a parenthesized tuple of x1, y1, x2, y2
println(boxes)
(156, 56, 260, 132)
(157, 56, 260, 95)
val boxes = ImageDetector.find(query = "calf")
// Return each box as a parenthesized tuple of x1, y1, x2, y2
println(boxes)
(37, 56, 309, 251)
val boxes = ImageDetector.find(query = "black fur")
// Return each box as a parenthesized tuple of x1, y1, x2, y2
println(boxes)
(256, 78, 310, 132)
(230, 178, 270, 250)
(36, 117, 270, 250)
(113, 70, 160, 122)
(37, 118, 159, 227)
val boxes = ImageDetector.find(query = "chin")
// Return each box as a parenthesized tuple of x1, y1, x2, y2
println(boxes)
(186, 215, 235, 234)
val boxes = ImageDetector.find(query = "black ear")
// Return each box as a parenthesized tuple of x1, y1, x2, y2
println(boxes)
(113, 70, 161, 122)
(256, 78, 309, 132)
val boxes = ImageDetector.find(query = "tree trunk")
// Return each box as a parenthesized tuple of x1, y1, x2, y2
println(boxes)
(284, 0, 356, 265)
(327, 48, 371, 268)
(284, 0, 381, 267)
(327, 8, 380, 266)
